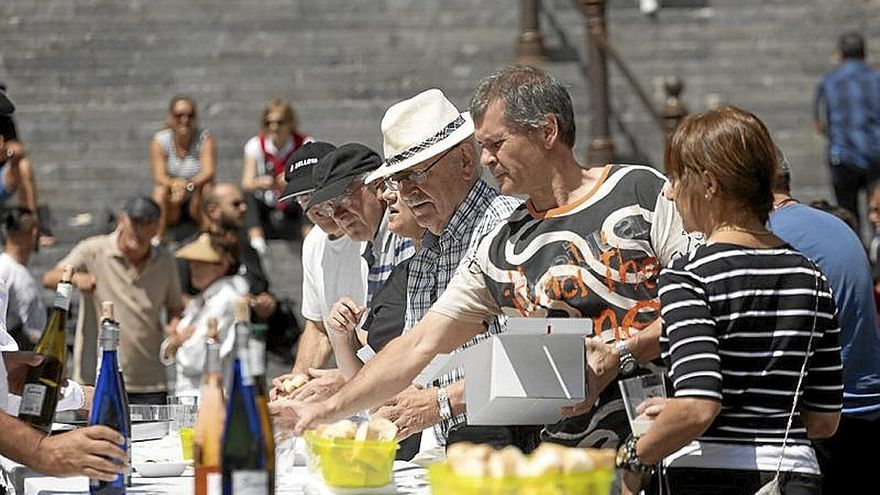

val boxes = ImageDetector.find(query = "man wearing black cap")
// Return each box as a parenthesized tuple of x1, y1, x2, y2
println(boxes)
(270, 143, 371, 399)
(0, 87, 127, 482)
(269, 143, 414, 403)
(44, 196, 184, 404)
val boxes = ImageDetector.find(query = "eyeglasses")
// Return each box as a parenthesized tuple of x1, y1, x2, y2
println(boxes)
(173, 111, 195, 120)
(383, 147, 453, 192)
(312, 181, 363, 217)
(293, 192, 312, 209)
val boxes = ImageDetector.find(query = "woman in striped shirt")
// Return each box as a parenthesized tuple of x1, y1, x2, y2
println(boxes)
(617, 106, 842, 495)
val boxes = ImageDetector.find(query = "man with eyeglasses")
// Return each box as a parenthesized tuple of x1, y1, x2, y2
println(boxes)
(270, 142, 370, 399)
(44, 196, 184, 405)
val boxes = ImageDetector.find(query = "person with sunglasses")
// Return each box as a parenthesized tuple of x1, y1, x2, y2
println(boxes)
(241, 98, 313, 253)
(150, 95, 216, 243)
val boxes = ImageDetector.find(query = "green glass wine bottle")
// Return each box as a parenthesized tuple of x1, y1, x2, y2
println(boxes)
(18, 265, 74, 433)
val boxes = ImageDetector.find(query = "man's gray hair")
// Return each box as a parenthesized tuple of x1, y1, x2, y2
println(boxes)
(469, 65, 576, 148)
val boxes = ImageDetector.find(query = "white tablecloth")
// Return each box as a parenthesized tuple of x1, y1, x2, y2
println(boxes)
(6, 436, 431, 495)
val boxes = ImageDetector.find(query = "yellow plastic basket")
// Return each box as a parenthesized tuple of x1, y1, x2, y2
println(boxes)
(304, 430, 398, 488)
(428, 463, 614, 495)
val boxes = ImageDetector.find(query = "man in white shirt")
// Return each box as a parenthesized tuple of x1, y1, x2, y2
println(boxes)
(0, 206, 45, 347)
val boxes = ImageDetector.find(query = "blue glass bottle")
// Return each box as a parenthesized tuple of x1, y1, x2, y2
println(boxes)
(221, 299, 268, 495)
(89, 303, 129, 494)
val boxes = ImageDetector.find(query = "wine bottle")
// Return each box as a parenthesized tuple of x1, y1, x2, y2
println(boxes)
(221, 299, 268, 495)
(244, 316, 275, 493)
(88, 302, 129, 494)
(194, 318, 225, 495)
(99, 302, 132, 487)
(18, 265, 74, 433)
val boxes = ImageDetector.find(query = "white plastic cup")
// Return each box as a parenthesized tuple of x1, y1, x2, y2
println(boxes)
(618, 372, 667, 435)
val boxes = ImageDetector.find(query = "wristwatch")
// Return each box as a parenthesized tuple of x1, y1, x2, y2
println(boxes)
(185, 180, 195, 193)
(436, 387, 453, 422)
(615, 339, 638, 377)
(616, 435, 654, 474)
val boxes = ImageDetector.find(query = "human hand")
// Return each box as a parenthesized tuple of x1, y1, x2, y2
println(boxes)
(621, 469, 648, 495)
(325, 298, 365, 337)
(560, 337, 619, 417)
(293, 400, 343, 436)
(268, 398, 302, 435)
(2, 351, 44, 395)
(35, 425, 126, 481)
(269, 372, 309, 401)
(635, 396, 668, 421)
(256, 175, 276, 190)
(289, 368, 345, 403)
(72, 272, 97, 293)
(251, 292, 277, 320)
(370, 385, 438, 441)
(169, 178, 188, 203)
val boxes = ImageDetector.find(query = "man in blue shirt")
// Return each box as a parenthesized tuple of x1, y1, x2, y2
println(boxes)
(814, 31, 880, 230)
(769, 153, 880, 492)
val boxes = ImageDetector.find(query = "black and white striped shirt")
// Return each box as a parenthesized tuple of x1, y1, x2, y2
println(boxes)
(659, 243, 843, 447)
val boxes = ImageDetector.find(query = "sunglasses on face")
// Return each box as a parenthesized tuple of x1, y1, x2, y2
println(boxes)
(293, 192, 312, 209)
(265, 119, 287, 126)
(173, 111, 196, 120)
(383, 147, 452, 192)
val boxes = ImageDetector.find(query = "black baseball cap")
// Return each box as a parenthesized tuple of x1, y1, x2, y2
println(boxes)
(307, 143, 382, 209)
(278, 141, 337, 204)
(0, 88, 15, 117)
(122, 196, 161, 222)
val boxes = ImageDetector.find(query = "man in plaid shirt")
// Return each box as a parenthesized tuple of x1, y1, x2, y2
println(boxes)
(359, 89, 522, 451)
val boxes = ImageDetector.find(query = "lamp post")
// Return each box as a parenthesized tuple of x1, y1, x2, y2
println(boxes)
(516, 0, 545, 64)
(578, 0, 614, 167)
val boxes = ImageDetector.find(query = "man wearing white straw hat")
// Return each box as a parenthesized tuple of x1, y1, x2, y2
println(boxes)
(359, 89, 522, 451)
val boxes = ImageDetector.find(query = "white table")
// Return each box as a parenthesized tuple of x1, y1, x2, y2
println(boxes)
(6, 436, 431, 495)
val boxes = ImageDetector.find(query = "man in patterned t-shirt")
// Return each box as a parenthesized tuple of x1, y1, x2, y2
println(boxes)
(293, 66, 699, 456)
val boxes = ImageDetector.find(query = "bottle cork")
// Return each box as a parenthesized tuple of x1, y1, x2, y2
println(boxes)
(234, 297, 250, 322)
(206, 317, 219, 341)
(101, 301, 115, 321)
(60, 264, 75, 283)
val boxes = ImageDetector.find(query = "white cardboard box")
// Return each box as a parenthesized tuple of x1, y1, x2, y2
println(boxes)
(416, 318, 592, 425)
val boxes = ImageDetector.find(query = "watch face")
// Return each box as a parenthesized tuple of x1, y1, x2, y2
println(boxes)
(616, 444, 628, 468)
(621, 358, 638, 377)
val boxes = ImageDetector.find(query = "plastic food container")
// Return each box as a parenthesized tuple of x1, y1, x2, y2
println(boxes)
(304, 430, 398, 488)
(428, 463, 614, 495)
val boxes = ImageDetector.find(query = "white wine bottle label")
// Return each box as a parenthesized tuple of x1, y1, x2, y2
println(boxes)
(54, 283, 73, 311)
(231, 470, 267, 494)
(206, 472, 222, 495)
(19, 383, 47, 416)
(248, 340, 266, 377)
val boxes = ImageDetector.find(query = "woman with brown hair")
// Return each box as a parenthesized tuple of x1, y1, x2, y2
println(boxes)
(241, 98, 312, 252)
(617, 106, 843, 494)
(150, 95, 217, 243)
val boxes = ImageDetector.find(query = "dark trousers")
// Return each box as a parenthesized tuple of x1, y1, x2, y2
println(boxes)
(813, 413, 880, 493)
(244, 191, 303, 241)
(445, 424, 542, 454)
(831, 162, 868, 228)
(665, 467, 821, 495)
(127, 391, 168, 405)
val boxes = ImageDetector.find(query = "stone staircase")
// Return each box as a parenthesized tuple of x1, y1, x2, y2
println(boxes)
(1, 0, 879, 302)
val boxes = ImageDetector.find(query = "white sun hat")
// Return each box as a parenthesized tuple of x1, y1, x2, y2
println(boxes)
(364, 88, 474, 184)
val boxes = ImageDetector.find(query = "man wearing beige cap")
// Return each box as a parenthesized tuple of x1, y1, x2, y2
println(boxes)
(44, 196, 184, 405)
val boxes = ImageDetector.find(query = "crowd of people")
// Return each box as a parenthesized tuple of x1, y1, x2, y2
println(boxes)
(0, 30, 878, 495)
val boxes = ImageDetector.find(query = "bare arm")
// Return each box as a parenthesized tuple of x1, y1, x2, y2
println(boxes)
(802, 410, 840, 439)
(636, 397, 721, 465)
(149, 137, 172, 188)
(15, 156, 37, 215)
(241, 153, 261, 193)
(0, 412, 124, 481)
(295, 312, 483, 433)
(191, 134, 216, 187)
(292, 319, 333, 376)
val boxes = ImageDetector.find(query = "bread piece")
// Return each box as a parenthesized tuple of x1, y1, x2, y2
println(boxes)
(561, 448, 594, 474)
(487, 446, 527, 478)
(447, 442, 493, 478)
(521, 443, 566, 477)
(319, 419, 358, 440)
(584, 448, 616, 469)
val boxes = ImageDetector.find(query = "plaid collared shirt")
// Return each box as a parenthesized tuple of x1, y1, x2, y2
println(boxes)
(402, 178, 522, 442)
